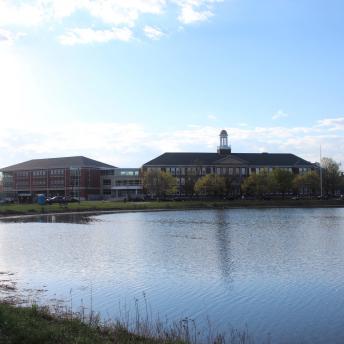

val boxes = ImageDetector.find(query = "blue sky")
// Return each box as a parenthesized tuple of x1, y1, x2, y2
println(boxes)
(0, 0, 343, 168)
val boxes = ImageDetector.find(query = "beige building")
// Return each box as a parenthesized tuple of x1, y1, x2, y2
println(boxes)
(142, 130, 317, 195)
(101, 168, 143, 200)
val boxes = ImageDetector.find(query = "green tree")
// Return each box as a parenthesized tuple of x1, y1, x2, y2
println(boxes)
(143, 170, 177, 199)
(194, 174, 226, 197)
(271, 169, 294, 197)
(321, 157, 342, 195)
(241, 170, 275, 197)
(292, 174, 305, 194)
(183, 171, 198, 196)
(293, 171, 320, 196)
(303, 171, 320, 195)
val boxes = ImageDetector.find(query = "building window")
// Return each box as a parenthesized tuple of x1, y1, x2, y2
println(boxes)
(16, 171, 29, 177)
(33, 170, 46, 176)
(50, 169, 64, 176)
(103, 170, 115, 175)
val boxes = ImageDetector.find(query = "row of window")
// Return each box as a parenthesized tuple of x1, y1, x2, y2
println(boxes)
(102, 170, 140, 176)
(103, 179, 141, 186)
(119, 171, 139, 176)
(32, 180, 46, 186)
(103, 189, 141, 196)
(32, 170, 46, 176)
(50, 179, 65, 186)
(148, 166, 311, 176)
(115, 180, 140, 186)
(50, 169, 65, 175)
(16, 169, 65, 177)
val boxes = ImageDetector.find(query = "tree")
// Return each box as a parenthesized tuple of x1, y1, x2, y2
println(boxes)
(194, 174, 226, 197)
(303, 171, 320, 195)
(241, 170, 275, 198)
(292, 174, 304, 194)
(293, 171, 320, 196)
(143, 170, 177, 199)
(183, 171, 198, 196)
(271, 169, 294, 197)
(321, 157, 342, 195)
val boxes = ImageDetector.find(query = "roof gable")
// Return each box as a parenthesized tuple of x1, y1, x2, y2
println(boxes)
(215, 155, 249, 165)
(1, 156, 116, 172)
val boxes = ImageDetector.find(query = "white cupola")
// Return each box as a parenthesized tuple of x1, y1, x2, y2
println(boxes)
(217, 129, 231, 155)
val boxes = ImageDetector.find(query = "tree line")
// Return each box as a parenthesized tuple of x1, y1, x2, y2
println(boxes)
(143, 157, 344, 199)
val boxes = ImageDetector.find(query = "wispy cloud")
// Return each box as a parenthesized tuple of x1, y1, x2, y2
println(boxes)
(178, 5, 213, 24)
(0, 117, 343, 169)
(317, 117, 344, 131)
(0, 1, 44, 27)
(175, 0, 223, 24)
(272, 109, 289, 120)
(207, 114, 217, 120)
(0, 29, 25, 44)
(143, 26, 165, 40)
(0, 0, 223, 44)
(59, 27, 133, 45)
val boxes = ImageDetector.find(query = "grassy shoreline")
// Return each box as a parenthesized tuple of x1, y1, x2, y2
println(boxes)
(0, 302, 184, 344)
(0, 301, 254, 344)
(0, 199, 343, 218)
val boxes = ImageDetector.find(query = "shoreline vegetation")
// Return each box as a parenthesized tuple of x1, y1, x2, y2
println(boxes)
(0, 273, 254, 344)
(0, 275, 254, 344)
(0, 301, 254, 344)
(0, 199, 343, 218)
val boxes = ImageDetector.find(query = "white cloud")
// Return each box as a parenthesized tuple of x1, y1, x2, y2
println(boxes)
(0, 117, 343, 169)
(0, 0, 167, 27)
(317, 117, 344, 131)
(58, 27, 133, 45)
(0, 29, 14, 44)
(0, 29, 26, 45)
(207, 114, 217, 120)
(175, 0, 223, 24)
(82, 0, 166, 27)
(143, 25, 165, 40)
(0, 1, 44, 26)
(178, 5, 212, 24)
(272, 109, 289, 120)
(0, 0, 223, 44)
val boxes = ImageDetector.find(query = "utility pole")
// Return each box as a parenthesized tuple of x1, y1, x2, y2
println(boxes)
(320, 145, 323, 198)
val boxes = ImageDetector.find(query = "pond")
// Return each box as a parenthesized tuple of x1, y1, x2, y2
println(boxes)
(1, 208, 344, 343)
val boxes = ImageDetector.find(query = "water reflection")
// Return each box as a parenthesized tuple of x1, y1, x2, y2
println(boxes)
(0, 213, 98, 224)
(0, 208, 344, 343)
(214, 210, 234, 283)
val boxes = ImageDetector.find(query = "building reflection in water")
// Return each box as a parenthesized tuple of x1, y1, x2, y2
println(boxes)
(0, 213, 97, 225)
(214, 210, 234, 284)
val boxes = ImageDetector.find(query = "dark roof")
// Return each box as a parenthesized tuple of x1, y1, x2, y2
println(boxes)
(1, 156, 116, 172)
(143, 152, 314, 167)
(233, 153, 313, 166)
(144, 153, 220, 166)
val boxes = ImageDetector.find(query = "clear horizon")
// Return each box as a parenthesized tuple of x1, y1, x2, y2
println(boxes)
(0, 0, 343, 169)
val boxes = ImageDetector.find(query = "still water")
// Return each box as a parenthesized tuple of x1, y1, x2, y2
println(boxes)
(1, 208, 344, 343)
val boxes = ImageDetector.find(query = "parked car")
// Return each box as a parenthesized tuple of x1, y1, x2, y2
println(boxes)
(46, 196, 66, 204)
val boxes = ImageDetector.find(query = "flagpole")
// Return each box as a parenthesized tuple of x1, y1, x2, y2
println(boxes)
(320, 145, 323, 198)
